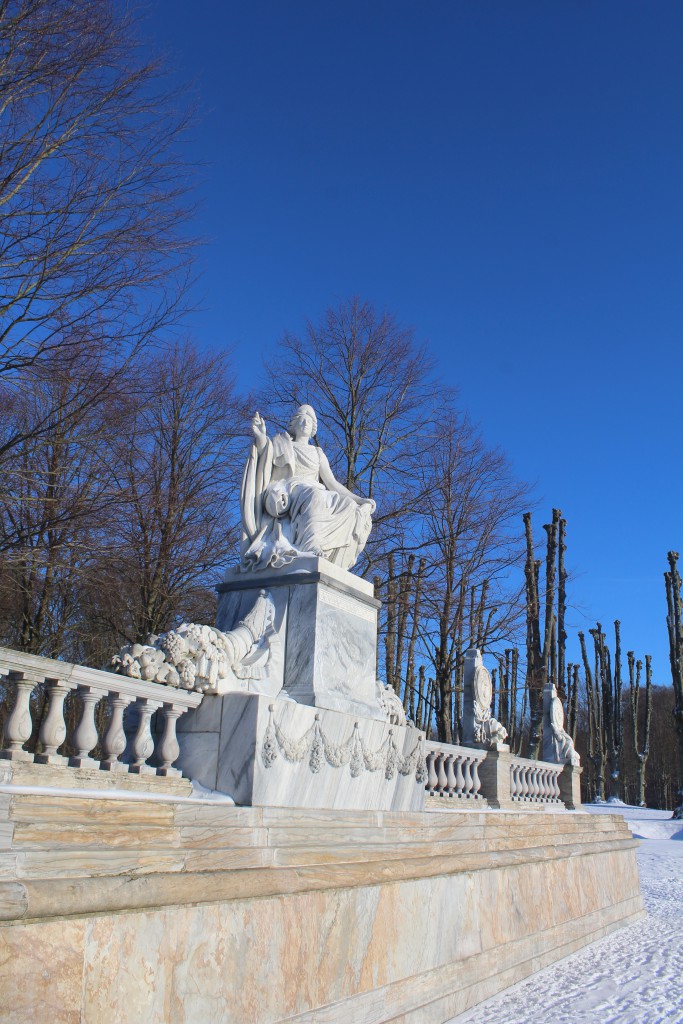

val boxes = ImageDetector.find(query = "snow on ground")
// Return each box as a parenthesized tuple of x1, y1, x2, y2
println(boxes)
(447, 805, 683, 1024)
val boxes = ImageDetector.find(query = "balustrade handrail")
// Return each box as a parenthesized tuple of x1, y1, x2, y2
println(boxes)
(509, 753, 564, 771)
(0, 646, 202, 709)
(509, 754, 563, 805)
(424, 739, 487, 760)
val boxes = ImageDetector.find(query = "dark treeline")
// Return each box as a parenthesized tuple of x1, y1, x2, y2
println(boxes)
(0, 1, 680, 811)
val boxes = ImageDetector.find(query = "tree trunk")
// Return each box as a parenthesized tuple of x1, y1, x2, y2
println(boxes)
(665, 552, 683, 818)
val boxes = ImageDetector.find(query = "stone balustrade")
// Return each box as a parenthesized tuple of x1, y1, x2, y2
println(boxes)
(509, 755, 563, 805)
(426, 742, 574, 809)
(0, 646, 202, 778)
(425, 742, 486, 802)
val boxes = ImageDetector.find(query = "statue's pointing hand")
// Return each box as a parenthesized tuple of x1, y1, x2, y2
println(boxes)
(251, 411, 267, 450)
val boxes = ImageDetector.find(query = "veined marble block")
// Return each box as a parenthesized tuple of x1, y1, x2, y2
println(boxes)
(0, 790, 644, 1024)
(217, 556, 382, 719)
(176, 691, 426, 811)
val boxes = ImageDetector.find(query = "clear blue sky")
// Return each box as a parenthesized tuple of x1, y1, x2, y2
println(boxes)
(145, 0, 682, 684)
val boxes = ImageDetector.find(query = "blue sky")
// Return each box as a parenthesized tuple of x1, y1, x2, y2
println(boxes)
(145, 1, 682, 682)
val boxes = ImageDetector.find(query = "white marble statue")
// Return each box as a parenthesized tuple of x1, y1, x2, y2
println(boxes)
(110, 590, 280, 695)
(240, 405, 376, 571)
(376, 681, 408, 726)
(462, 648, 509, 749)
(545, 684, 581, 766)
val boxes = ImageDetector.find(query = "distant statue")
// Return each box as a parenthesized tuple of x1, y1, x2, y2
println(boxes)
(546, 684, 581, 766)
(240, 405, 376, 571)
(462, 648, 509, 750)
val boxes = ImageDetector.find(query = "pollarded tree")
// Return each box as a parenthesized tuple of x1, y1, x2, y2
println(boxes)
(580, 621, 625, 802)
(628, 652, 653, 808)
(523, 510, 564, 759)
(664, 551, 683, 818)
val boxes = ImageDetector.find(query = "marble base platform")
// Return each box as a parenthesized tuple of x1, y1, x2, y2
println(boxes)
(0, 786, 644, 1024)
(216, 557, 382, 719)
(176, 691, 426, 811)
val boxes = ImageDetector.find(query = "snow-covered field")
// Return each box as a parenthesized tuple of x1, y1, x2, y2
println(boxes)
(448, 805, 683, 1024)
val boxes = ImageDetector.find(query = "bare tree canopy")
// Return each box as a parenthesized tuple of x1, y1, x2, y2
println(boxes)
(77, 343, 249, 658)
(416, 414, 529, 742)
(0, 0, 193, 393)
(259, 297, 445, 564)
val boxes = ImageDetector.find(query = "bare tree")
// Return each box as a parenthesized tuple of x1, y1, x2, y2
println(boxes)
(0, 0, 193, 457)
(259, 297, 444, 568)
(417, 413, 529, 743)
(664, 551, 683, 818)
(76, 343, 248, 661)
(628, 652, 653, 807)
(0, 349, 118, 656)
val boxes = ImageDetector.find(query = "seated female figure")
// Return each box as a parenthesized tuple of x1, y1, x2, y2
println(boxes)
(240, 405, 375, 571)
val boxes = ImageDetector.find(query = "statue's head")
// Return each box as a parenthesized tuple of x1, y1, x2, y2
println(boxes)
(287, 404, 317, 439)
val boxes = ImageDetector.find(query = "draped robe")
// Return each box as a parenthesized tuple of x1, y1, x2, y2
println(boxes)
(240, 432, 372, 571)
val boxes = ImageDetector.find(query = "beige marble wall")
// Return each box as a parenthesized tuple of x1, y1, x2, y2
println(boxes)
(0, 793, 644, 1024)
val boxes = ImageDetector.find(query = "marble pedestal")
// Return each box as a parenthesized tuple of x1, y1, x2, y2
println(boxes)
(0, 789, 644, 1024)
(176, 691, 426, 811)
(217, 556, 382, 719)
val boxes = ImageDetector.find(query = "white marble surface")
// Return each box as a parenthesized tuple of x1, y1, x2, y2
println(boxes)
(462, 649, 509, 750)
(217, 557, 381, 719)
(177, 692, 426, 811)
(542, 682, 580, 765)
(240, 406, 376, 572)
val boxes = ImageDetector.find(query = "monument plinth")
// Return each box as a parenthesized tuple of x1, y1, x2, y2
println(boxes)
(216, 556, 381, 718)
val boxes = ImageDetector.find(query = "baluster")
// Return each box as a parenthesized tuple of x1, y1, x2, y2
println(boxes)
(35, 678, 74, 764)
(552, 769, 561, 802)
(426, 750, 438, 794)
(460, 756, 472, 797)
(471, 756, 482, 799)
(100, 692, 133, 771)
(539, 768, 549, 801)
(456, 757, 466, 794)
(444, 754, 456, 797)
(546, 769, 555, 802)
(510, 762, 520, 800)
(509, 761, 520, 798)
(126, 698, 159, 774)
(155, 703, 183, 777)
(0, 671, 39, 761)
(538, 768, 547, 801)
(520, 764, 529, 801)
(68, 685, 102, 768)
(435, 752, 448, 796)
(530, 768, 541, 802)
